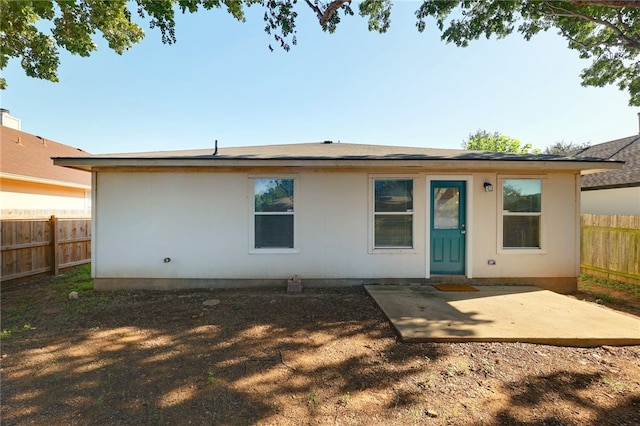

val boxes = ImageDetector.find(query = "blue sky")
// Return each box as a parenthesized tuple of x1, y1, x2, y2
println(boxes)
(1, 2, 638, 154)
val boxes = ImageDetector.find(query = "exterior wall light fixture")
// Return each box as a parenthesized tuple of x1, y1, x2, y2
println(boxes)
(483, 182, 494, 192)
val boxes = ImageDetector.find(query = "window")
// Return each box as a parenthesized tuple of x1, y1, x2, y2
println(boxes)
(374, 179, 413, 248)
(433, 186, 460, 229)
(254, 179, 294, 249)
(502, 179, 541, 249)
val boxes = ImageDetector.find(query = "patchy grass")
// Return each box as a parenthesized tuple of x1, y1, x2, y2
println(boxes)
(0, 294, 37, 339)
(599, 374, 630, 394)
(576, 274, 640, 317)
(207, 369, 216, 385)
(444, 361, 469, 378)
(51, 264, 93, 293)
(339, 392, 351, 406)
(580, 274, 640, 297)
(2, 265, 95, 336)
(307, 387, 319, 411)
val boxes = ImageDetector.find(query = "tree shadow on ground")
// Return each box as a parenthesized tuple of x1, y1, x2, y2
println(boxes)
(2, 283, 639, 425)
(496, 371, 640, 425)
(0, 286, 450, 425)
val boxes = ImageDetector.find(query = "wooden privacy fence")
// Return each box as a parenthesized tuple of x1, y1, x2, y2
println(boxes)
(581, 214, 640, 285)
(1, 216, 91, 283)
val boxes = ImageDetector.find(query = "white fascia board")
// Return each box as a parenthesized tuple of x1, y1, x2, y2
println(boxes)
(53, 157, 623, 173)
(0, 172, 91, 189)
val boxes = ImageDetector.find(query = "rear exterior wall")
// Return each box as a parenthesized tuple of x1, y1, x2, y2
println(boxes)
(92, 170, 580, 291)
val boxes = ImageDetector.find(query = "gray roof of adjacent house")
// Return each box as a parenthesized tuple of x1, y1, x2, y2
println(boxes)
(53, 141, 623, 174)
(573, 135, 640, 190)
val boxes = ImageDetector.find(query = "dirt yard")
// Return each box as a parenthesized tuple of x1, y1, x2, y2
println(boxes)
(1, 267, 639, 425)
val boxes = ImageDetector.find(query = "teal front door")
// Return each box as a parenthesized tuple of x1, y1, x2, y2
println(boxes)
(430, 181, 466, 274)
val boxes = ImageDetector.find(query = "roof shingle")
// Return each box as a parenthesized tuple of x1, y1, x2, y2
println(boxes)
(573, 135, 640, 189)
(1, 125, 91, 186)
(53, 141, 623, 174)
(62, 141, 618, 162)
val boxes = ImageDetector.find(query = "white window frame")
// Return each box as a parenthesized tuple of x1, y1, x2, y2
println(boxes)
(369, 175, 417, 253)
(498, 175, 546, 254)
(249, 175, 299, 254)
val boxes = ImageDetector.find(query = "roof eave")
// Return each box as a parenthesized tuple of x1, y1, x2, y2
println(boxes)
(0, 172, 91, 189)
(53, 157, 624, 173)
(582, 182, 640, 191)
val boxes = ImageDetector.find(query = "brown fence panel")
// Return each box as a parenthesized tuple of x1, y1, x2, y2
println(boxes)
(57, 218, 91, 270)
(1, 219, 51, 280)
(1, 216, 91, 284)
(581, 214, 640, 284)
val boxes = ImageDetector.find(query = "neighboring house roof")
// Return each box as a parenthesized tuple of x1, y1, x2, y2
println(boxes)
(573, 135, 640, 190)
(54, 141, 622, 174)
(1, 125, 91, 188)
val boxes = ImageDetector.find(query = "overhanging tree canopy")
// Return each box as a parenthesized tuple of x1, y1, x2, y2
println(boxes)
(1, 0, 639, 105)
(462, 130, 539, 153)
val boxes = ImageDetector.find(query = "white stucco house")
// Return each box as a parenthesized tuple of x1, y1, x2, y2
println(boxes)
(54, 142, 621, 293)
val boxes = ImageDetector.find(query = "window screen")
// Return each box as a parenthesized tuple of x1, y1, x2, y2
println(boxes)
(502, 179, 541, 248)
(254, 179, 294, 248)
(374, 179, 413, 248)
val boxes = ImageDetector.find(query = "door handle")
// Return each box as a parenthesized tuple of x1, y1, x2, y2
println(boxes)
(461, 230, 466, 234)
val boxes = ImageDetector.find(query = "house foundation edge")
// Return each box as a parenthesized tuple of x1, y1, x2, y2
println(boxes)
(93, 276, 577, 293)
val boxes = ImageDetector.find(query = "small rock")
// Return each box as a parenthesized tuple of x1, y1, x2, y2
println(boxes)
(68, 291, 79, 300)
(202, 299, 220, 306)
(425, 409, 438, 418)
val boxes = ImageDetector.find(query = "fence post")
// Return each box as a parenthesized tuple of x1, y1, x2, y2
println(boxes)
(51, 215, 59, 276)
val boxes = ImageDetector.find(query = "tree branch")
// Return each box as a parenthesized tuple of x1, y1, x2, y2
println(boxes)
(542, 0, 640, 51)
(304, 0, 323, 21)
(320, 0, 351, 26)
(570, 1, 640, 7)
(614, 7, 635, 35)
(560, 28, 593, 51)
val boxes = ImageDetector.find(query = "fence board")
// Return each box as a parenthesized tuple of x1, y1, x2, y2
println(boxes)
(1, 216, 91, 284)
(581, 214, 640, 284)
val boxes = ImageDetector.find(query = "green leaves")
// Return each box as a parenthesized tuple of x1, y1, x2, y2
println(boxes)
(2, 0, 639, 105)
(263, 0, 298, 52)
(543, 141, 590, 154)
(414, 1, 640, 105)
(0, 0, 253, 88)
(359, 0, 392, 33)
(0, 0, 146, 89)
(463, 130, 539, 154)
(1, 1, 56, 88)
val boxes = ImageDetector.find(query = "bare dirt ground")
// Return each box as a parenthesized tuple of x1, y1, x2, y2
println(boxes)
(1, 267, 639, 425)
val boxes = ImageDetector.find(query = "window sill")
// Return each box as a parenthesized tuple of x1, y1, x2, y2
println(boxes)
(498, 248, 546, 255)
(249, 248, 300, 255)
(370, 248, 417, 254)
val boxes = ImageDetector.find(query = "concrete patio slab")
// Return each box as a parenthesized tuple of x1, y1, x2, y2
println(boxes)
(364, 285, 640, 347)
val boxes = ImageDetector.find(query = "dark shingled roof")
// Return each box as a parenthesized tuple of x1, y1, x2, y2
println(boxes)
(573, 135, 640, 189)
(57, 141, 620, 162)
(53, 141, 623, 174)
